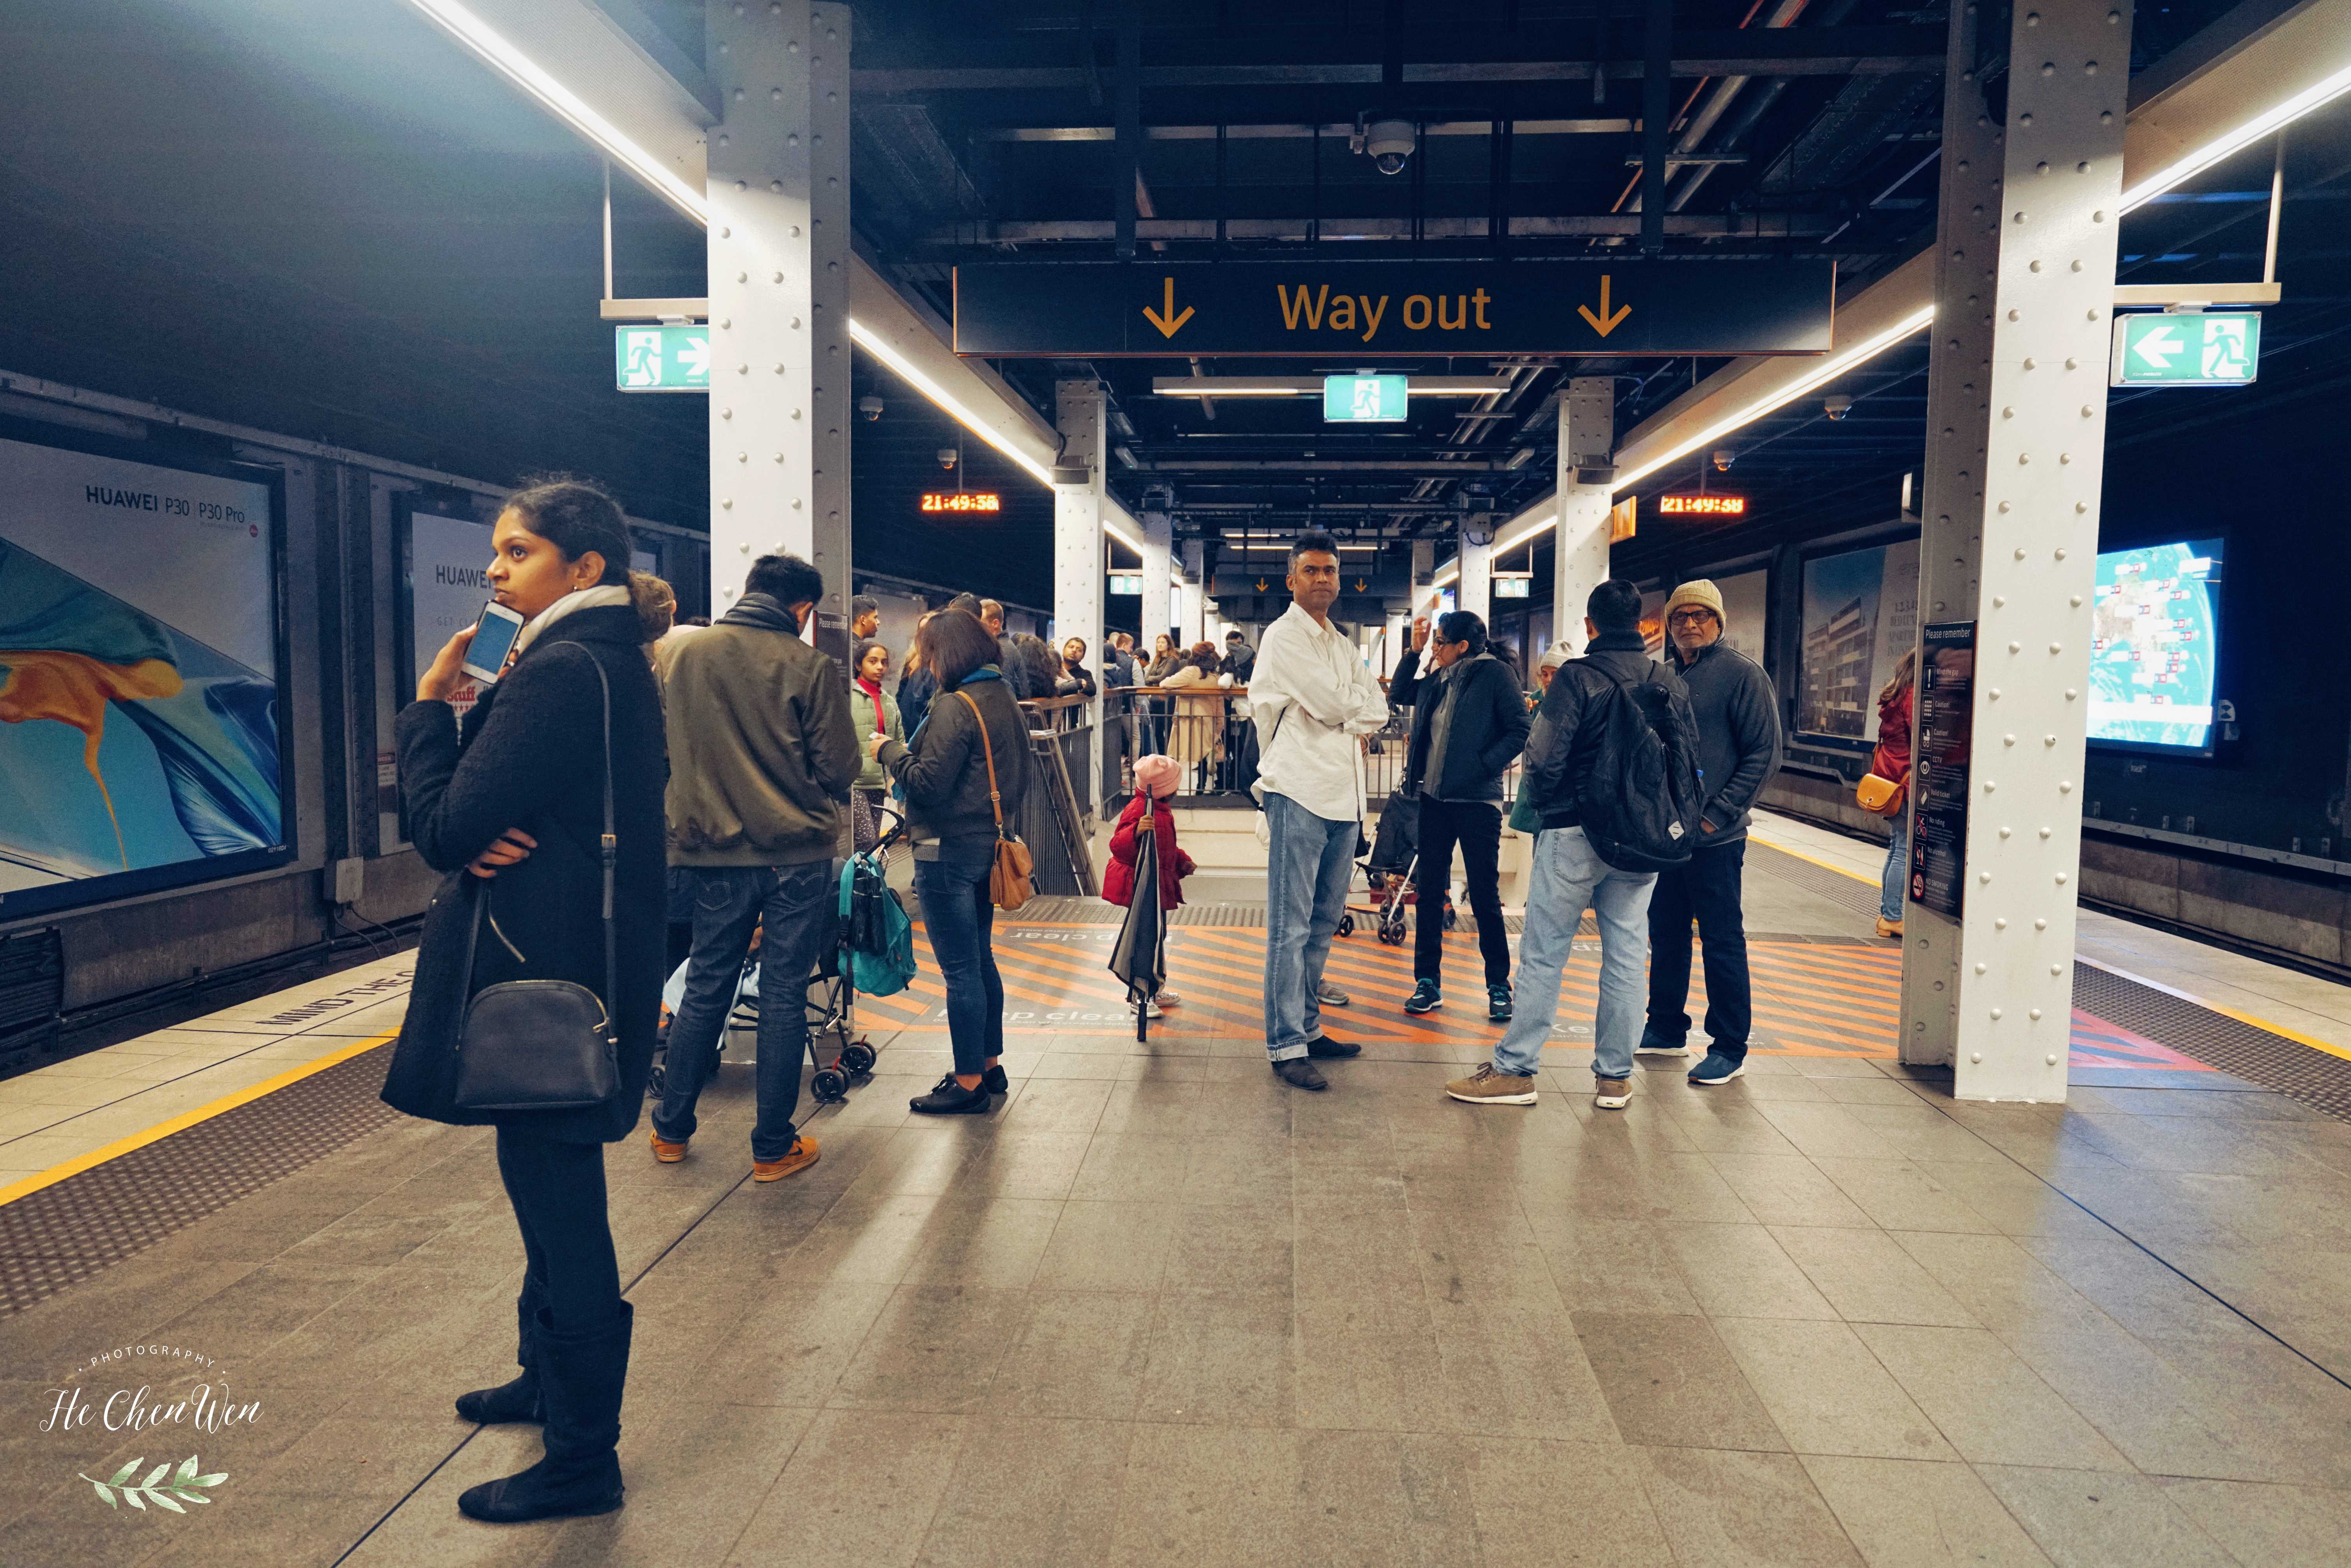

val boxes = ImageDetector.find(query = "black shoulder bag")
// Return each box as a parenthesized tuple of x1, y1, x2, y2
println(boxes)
(451, 645, 622, 1111)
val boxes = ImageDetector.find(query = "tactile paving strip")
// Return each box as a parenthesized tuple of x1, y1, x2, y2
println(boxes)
(0, 1045, 399, 1316)
(1751, 840, 1891, 920)
(2074, 965, 2351, 1123)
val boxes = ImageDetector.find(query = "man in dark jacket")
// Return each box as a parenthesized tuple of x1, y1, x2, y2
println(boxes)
(1219, 630, 1256, 682)
(1388, 611, 1531, 1021)
(1641, 578, 1785, 1086)
(651, 553, 859, 1180)
(1445, 580, 1690, 1111)
(978, 598, 1052, 700)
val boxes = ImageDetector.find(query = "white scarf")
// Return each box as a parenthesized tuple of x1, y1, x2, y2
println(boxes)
(510, 584, 632, 661)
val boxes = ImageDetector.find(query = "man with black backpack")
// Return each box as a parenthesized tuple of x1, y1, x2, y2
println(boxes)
(1444, 580, 1700, 1110)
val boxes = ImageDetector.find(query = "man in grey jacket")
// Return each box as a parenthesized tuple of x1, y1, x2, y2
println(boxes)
(1641, 579, 1784, 1085)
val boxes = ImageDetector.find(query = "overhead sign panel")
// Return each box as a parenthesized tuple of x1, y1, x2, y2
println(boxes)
(613, 325, 710, 392)
(954, 261, 1836, 357)
(2109, 311, 2260, 386)
(1324, 375, 1408, 422)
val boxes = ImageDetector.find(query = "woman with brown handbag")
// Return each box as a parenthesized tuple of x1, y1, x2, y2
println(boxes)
(876, 607, 1033, 1114)
(1867, 649, 1917, 938)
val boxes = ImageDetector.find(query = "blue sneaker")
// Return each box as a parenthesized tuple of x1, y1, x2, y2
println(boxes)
(1688, 1052, 1746, 1086)
(1633, 1027, 1689, 1058)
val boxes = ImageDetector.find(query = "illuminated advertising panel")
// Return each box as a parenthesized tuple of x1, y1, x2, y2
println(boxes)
(2088, 539, 2222, 754)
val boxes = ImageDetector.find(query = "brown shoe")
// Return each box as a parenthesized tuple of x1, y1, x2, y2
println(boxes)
(752, 1135, 820, 1183)
(1444, 1064, 1538, 1106)
(1594, 1078, 1632, 1110)
(1874, 916, 1904, 938)
(650, 1130, 688, 1163)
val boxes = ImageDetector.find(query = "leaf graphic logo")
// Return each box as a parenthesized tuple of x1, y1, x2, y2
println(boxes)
(79, 1455, 228, 1513)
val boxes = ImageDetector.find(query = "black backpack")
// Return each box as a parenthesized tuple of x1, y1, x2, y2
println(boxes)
(1575, 662, 1704, 872)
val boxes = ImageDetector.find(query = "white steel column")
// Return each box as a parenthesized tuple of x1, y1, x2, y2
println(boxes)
(1902, 0, 2132, 1101)
(1055, 378, 1108, 797)
(1141, 510, 1173, 645)
(1458, 533, 1494, 625)
(1557, 376, 1617, 644)
(706, 1, 851, 617)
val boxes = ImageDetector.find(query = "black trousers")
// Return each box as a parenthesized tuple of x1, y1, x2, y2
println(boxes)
(497, 1127, 624, 1337)
(1645, 838, 1753, 1058)
(1414, 797, 1511, 987)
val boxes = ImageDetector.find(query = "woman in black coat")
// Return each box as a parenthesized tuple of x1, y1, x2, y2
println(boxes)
(1388, 609, 1532, 1023)
(383, 479, 666, 1525)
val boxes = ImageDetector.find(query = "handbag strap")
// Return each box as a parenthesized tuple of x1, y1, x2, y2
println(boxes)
(954, 688, 1009, 837)
(452, 641, 616, 1015)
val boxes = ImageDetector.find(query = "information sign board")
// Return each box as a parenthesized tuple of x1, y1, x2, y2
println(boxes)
(1908, 621, 1978, 920)
(2109, 312, 2260, 387)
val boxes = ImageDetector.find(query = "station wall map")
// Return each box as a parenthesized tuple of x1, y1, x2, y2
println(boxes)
(954, 260, 1836, 357)
(0, 432, 290, 918)
(2088, 538, 2222, 754)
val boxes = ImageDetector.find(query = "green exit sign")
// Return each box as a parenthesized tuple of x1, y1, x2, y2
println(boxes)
(2110, 311, 2260, 387)
(614, 325, 711, 392)
(1323, 374, 1408, 422)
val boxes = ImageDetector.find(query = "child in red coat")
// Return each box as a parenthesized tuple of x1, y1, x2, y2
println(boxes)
(1106, 754, 1194, 1016)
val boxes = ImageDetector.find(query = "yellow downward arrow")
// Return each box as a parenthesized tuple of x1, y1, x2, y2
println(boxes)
(1142, 275, 1195, 339)
(1577, 274, 1632, 337)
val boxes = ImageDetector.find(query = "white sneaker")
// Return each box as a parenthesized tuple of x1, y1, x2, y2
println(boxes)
(1129, 1000, 1164, 1019)
(1157, 989, 1182, 1007)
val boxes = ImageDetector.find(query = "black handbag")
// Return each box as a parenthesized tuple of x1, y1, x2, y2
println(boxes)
(451, 645, 622, 1112)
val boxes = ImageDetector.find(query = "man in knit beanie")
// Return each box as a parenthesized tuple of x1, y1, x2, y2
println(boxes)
(1642, 579, 1783, 1086)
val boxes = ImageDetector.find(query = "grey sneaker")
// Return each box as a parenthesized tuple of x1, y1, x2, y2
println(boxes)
(1444, 1064, 1538, 1106)
(1315, 982, 1350, 1007)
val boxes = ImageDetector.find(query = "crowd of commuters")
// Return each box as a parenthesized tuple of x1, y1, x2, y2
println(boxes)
(385, 491, 1809, 1524)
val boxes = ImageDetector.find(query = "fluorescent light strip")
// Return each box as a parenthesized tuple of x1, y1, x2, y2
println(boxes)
(406, 0, 709, 224)
(848, 318, 1058, 491)
(2119, 59, 2351, 212)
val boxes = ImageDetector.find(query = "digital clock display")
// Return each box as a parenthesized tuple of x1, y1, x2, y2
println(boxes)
(921, 492, 1002, 514)
(1658, 495, 1746, 517)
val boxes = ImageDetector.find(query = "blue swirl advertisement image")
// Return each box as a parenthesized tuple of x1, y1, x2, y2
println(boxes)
(0, 433, 288, 916)
(2089, 539, 2222, 752)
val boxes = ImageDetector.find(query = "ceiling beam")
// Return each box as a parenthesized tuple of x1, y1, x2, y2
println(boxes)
(974, 119, 1638, 141)
(922, 213, 1837, 243)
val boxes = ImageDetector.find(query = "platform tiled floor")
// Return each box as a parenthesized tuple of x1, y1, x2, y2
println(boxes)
(2, 833, 2349, 1566)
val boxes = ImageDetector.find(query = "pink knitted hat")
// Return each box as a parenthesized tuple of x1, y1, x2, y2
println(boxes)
(1134, 754, 1181, 798)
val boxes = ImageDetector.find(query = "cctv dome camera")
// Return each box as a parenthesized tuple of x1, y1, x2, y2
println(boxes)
(1823, 395, 1853, 421)
(1365, 120, 1415, 176)
(1711, 448, 1737, 472)
(857, 396, 883, 421)
(938, 447, 959, 470)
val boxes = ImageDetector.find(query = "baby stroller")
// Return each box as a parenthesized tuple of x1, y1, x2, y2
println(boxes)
(648, 807, 909, 1104)
(1341, 789, 1455, 946)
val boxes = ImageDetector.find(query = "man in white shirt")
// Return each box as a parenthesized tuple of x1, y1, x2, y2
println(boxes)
(1250, 531, 1390, 1089)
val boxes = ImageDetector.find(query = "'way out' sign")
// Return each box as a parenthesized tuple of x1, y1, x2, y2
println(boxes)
(952, 261, 1835, 357)
(2109, 311, 2261, 387)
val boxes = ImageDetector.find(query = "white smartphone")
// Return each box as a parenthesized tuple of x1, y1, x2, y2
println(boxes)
(460, 602, 527, 684)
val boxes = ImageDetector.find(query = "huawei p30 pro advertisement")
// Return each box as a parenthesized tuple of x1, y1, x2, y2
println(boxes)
(0, 431, 291, 917)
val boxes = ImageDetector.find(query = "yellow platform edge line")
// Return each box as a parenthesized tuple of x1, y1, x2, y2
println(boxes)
(0, 1030, 399, 1210)
(1749, 830, 1882, 888)
(2072, 955, 2351, 1065)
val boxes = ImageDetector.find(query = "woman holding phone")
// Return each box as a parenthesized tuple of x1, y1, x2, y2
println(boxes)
(383, 478, 667, 1524)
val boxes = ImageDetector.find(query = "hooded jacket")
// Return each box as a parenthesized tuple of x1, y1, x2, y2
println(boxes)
(1665, 638, 1784, 846)
(658, 593, 859, 866)
(1389, 644, 1530, 804)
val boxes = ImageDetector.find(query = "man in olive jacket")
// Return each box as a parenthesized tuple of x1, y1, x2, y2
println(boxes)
(651, 553, 859, 1180)
(1642, 579, 1785, 1086)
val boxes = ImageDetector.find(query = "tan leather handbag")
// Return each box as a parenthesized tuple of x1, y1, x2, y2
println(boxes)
(956, 690, 1035, 910)
(1855, 772, 1906, 816)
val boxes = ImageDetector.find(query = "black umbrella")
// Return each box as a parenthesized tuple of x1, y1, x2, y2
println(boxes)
(1107, 793, 1167, 1042)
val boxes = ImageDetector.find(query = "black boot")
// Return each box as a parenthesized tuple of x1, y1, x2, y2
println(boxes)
(455, 1289, 544, 1425)
(458, 1300, 631, 1523)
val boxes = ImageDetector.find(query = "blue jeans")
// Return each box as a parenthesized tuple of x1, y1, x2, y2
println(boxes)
(913, 844, 1004, 1077)
(1492, 826, 1656, 1082)
(654, 862, 833, 1162)
(1264, 792, 1358, 1061)
(1881, 812, 1909, 922)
